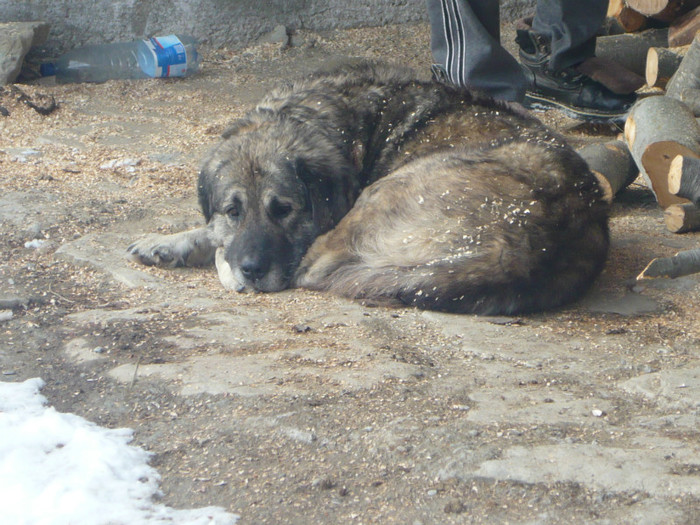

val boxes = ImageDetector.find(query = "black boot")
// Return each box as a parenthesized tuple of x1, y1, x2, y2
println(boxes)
(516, 29, 636, 122)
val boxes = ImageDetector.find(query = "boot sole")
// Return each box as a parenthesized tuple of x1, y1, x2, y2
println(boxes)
(524, 92, 629, 124)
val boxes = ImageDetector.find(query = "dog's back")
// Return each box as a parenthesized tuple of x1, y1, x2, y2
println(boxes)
(293, 62, 610, 314)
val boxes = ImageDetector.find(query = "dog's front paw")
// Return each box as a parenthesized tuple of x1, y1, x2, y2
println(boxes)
(127, 235, 184, 268)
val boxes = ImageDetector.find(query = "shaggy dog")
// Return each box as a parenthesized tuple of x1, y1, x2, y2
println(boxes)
(128, 61, 610, 314)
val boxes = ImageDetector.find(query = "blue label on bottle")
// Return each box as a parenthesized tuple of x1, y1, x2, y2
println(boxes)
(140, 35, 188, 78)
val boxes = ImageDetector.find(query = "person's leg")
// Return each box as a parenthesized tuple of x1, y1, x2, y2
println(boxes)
(517, 0, 635, 121)
(531, 0, 607, 70)
(427, 0, 527, 101)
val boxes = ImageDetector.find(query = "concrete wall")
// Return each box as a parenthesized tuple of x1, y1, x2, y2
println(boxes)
(0, 0, 535, 55)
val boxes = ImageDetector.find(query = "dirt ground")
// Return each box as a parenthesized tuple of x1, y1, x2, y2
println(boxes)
(1, 22, 700, 524)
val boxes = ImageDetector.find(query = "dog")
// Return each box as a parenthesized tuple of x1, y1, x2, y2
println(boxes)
(128, 61, 610, 315)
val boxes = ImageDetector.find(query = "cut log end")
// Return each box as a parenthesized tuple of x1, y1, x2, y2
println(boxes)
(628, 0, 699, 23)
(645, 47, 683, 88)
(627, 0, 670, 17)
(664, 202, 700, 233)
(668, 154, 685, 194)
(646, 48, 660, 87)
(668, 154, 700, 203)
(624, 114, 637, 148)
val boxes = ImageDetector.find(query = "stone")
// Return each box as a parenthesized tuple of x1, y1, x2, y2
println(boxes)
(618, 367, 700, 409)
(257, 24, 289, 46)
(474, 442, 700, 499)
(0, 21, 50, 84)
(64, 337, 107, 363)
(6, 147, 43, 162)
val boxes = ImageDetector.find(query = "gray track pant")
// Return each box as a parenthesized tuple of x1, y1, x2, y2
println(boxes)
(426, 0, 607, 101)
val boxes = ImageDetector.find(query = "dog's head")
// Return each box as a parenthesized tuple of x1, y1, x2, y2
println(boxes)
(198, 117, 359, 293)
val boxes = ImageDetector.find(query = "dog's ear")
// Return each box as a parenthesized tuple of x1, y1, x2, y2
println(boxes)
(197, 170, 213, 222)
(294, 157, 334, 202)
(294, 157, 358, 229)
(293, 157, 332, 228)
(221, 118, 259, 139)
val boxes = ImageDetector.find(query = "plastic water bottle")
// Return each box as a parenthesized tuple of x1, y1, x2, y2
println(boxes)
(40, 35, 200, 83)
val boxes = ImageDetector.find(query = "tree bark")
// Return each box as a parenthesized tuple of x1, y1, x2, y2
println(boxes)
(637, 247, 700, 279)
(669, 6, 700, 46)
(666, 31, 700, 100)
(677, 87, 700, 116)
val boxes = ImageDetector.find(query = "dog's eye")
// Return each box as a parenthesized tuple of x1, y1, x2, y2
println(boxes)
(224, 203, 240, 218)
(269, 198, 292, 220)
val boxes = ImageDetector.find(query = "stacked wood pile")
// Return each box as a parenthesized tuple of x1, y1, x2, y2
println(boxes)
(607, 1, 700, 38)
(583, 3, 700, 279)
(587, 31, 700, 222)
(597, 1, 700, 82)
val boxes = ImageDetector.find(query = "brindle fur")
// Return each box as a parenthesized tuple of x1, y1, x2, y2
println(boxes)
(128, 61, 610, 315)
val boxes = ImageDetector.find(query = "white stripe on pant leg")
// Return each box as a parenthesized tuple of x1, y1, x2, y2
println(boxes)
(449, 0, 467, 88)
(438, 0, 455, 85)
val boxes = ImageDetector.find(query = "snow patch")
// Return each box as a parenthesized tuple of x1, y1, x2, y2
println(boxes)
(0, 378, 238, 525)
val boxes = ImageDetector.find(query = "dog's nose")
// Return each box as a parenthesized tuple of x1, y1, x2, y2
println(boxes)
(239, 255, 269, 281)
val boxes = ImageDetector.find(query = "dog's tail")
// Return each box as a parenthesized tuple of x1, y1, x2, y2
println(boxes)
(302, 225, 608, 316)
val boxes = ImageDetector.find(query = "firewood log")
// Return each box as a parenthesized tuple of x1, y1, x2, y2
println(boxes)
(666, 31, 700, 101)
(595, 29, 669, 77)
(624, 95, 700, 208)
(637, 247, 700, 279)
(668, 154, 700, 203)
(576, 57, 645, 94)
(607, 0, 648, 33)
(663, 202, 700, 232)
(669, 6, 700, 46)
(646, 47, 683, 88)
(627, 0, 700, 23)
(627, 0, 671, 17)
(577, 140, 638, 201)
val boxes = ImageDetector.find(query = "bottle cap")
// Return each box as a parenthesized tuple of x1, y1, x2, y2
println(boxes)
(40, 63, 57, 77)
